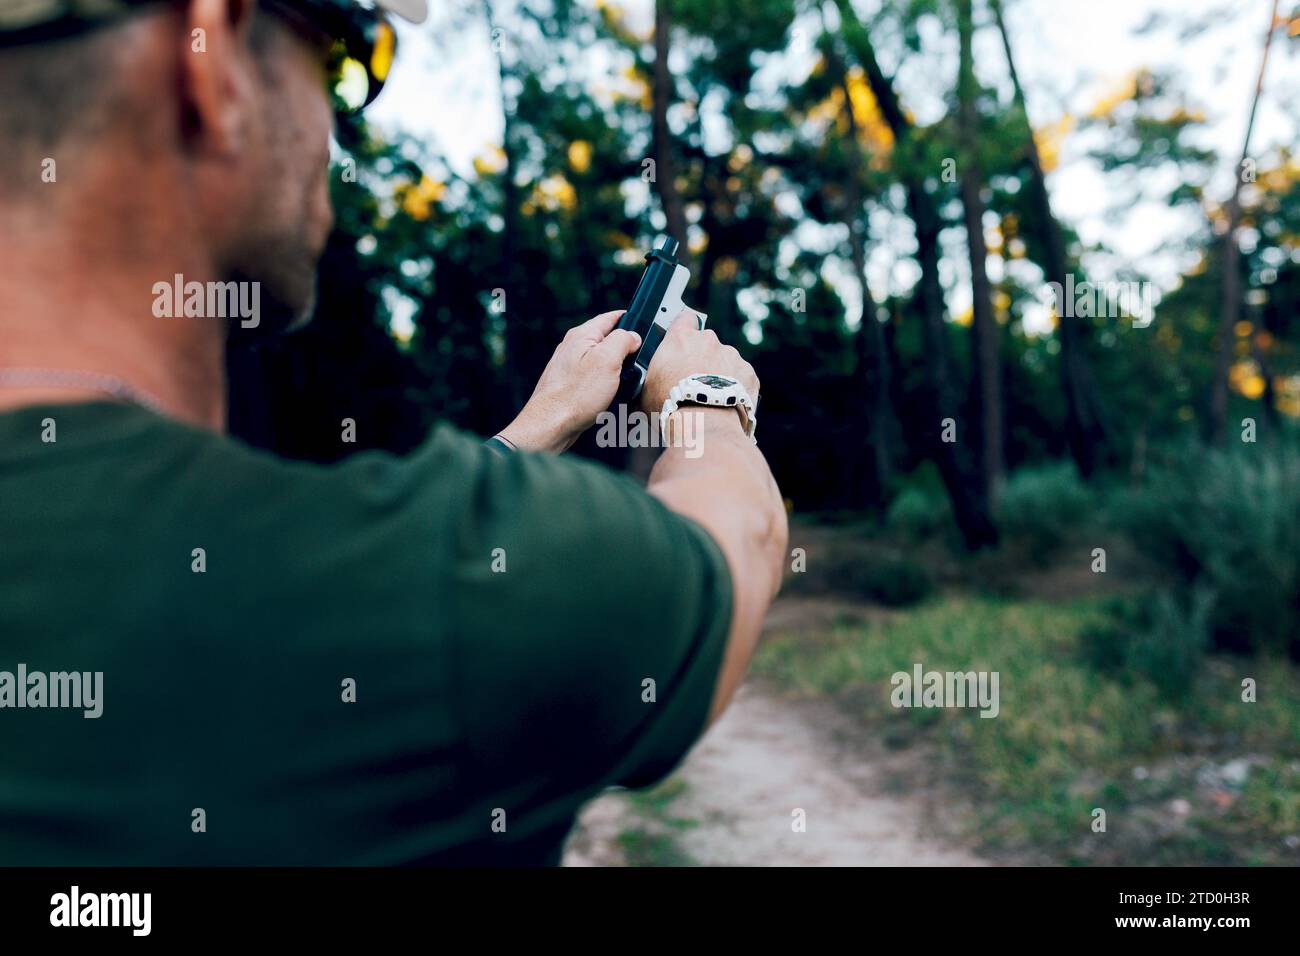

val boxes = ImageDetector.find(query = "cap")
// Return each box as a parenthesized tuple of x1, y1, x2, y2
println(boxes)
(372, 0, 425, 24)
(0, 0, 428, 38)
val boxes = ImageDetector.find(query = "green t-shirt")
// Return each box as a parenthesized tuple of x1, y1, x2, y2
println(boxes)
(0, 401, 732, 865)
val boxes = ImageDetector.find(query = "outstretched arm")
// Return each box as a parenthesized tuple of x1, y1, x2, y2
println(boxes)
(639, 316, 787, 724)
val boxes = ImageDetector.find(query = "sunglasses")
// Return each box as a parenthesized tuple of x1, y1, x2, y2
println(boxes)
(260, 0, 397, 116)
(0, 0, 396, 116)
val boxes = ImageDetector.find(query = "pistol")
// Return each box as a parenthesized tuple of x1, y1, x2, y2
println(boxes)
(614, 236, 707, 405)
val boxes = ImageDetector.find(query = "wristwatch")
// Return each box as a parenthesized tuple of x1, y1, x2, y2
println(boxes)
(659, 373, 758, 443)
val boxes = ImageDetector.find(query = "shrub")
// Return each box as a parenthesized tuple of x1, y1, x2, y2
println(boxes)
(996, 461, 1095, 558)
(836, 555, 934, 607)
(1134, 588, 1214, 702)
(1118, 441, 1300, 659)
(1080, 589, 1214, 702)
(885, 485, 952, 541)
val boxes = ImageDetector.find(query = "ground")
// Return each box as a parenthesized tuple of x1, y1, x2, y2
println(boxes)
(561, 519, 1300, 867)
(563, 675, 988, 866)
(563, 593, 995, 867)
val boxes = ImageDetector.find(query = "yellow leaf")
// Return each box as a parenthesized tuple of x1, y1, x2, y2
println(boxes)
(473, 145, 507, 177)
(1032, 114, 1074, 174)
(843, 68, 895, 160)
(522, 174, 576, 215)
(567, 140, 592, 174)
(1276, 374, 1300, 418)
(398, 175, 445, 221)
(1229, 359, 1266, 400)
(807, 67, 895, 165)
(1087, 72, 1139, 120)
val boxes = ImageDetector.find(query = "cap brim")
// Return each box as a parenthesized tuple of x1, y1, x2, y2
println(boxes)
(373, 0, 427, 24)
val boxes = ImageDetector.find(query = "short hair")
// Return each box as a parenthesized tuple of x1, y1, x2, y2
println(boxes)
(0, 26, 129, 173)
(0, 5, 282, 198)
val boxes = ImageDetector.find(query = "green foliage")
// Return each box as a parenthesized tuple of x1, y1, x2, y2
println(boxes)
(1118, 441, 1300, 658)
(995, 461, 1095, 558)
(616, 827, 697, 867)
(885, 484, 953, 541)
(227, 0, 1300, 534)
(756, 597, 1155, 847)
(836, 555, 935, 607)
(1080, 590, 1213, 702)
(756, 594, 1300, 864)
(1234, 761, 1300, 846)
(618, 777, 700, 866)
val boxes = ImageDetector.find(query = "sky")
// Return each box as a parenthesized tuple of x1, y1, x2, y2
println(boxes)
(365, 0, 1299, 336)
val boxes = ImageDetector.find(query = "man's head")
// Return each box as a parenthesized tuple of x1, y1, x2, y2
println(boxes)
(0, 0, 423, 333)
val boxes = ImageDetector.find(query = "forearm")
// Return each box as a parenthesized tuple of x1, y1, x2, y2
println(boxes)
(493, 310, 641, 454)
(648, 408, 787, 724)
(495, 406, 577, 454)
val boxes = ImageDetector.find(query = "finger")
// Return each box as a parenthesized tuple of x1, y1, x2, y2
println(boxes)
(665, 310, 700, 341)
(591, 328, 641, 368)
(568, 310, 626, 343)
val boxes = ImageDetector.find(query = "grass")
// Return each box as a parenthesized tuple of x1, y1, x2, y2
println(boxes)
(616, 779, 700, 867)
(753, 594, 1300, 865)
(616, 828, 697, 867)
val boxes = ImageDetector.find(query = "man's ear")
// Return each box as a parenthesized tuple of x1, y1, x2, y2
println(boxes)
(181, 0, 261, 157)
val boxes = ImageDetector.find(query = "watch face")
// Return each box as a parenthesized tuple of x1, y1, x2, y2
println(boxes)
(693, 374, 736, 389)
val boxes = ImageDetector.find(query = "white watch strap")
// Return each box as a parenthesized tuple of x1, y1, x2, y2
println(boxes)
(659, 374, 757, 442)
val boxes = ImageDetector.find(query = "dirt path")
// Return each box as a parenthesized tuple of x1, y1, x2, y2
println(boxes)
(563, 678, 989, 866)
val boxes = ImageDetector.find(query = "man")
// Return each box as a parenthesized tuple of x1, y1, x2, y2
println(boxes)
(0, 0, 786, 864)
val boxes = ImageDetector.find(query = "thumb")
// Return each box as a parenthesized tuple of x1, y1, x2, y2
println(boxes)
(592, 328, 641, 368)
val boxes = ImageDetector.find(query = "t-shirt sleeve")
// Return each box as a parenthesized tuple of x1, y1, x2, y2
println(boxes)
(441, 428, 733, 798)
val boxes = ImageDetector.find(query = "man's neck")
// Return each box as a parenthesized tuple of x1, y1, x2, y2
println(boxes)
(0, 201, 228, 431)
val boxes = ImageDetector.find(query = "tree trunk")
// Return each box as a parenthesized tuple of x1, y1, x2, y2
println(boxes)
(909, 180, 999, 548)
(989, 0, 1111, 476)
(1209, 0, 1280, 444)
(834, 0, 997, 548)
(956, 0, 1002, 504)
(827, 41, 894, 499)
(484, 0, 526, 410)
(653, 0, 690, 260)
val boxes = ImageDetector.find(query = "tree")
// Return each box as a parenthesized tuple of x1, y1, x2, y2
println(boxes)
(833, 0, 998, 548)
(1208, 0, 1281, 444)
(484, 0, 527, 410)
(955, 0, 1003, 502)
(652, 0, 690, 259)
(989, 0, 1113, 477)
(821, 27, 896, 498)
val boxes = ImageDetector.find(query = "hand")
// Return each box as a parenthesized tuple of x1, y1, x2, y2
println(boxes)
(641, 311, 760, 419)
(497, 310, 641, 453)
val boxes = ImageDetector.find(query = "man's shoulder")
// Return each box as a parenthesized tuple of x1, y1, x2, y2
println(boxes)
(144, 411, 480, 514)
